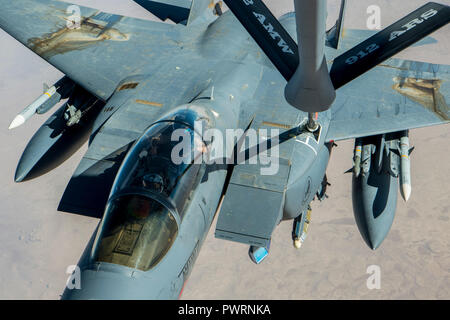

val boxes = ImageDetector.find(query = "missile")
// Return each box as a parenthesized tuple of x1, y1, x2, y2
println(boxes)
(353, 139, 363, 178)
(399, 131, 412, 202)
(361, 144, 372, 176)
(292, 215, 304, 249)
(291, 208, 311, 249)
(8, 77, 75, 130)
(36, 89, 62, 115)
(14, 86, 104, 182)
(9, 86, 58, 129)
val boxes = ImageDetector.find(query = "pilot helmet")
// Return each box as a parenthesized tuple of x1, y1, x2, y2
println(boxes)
(142, 173, 164, 193)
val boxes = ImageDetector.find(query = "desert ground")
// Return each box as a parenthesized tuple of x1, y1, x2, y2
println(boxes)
(0, 0, 448, 299)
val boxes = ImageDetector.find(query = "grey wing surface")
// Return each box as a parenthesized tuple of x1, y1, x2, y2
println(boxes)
(0, 0, 180, 100)
(326, 58, 450, 142)
(0, 0, 182, 216)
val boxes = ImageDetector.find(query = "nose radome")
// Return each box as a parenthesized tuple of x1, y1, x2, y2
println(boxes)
(61, 269, 178, 300)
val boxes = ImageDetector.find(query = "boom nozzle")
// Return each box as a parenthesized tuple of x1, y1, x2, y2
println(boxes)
(306, 112, 320, 132)
(285, 0, 336, 113)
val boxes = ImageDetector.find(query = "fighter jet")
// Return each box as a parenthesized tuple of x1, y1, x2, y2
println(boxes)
(0, 0, 449, 299)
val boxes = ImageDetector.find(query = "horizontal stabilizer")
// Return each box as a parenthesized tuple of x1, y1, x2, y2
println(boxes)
(330, 2, 450, 89)
(134, 0, 214, 25)
(133, 0, 191, 23)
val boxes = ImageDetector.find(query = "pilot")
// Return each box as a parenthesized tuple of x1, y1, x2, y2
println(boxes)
(150, 130, 172, 157)
(143, 173, 165, 194)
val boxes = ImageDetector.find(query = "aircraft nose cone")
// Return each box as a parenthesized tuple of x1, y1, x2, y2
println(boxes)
(61, 268, 179, 300)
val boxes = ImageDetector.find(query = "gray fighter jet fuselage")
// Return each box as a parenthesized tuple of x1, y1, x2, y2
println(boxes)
(62, 10, 334, 299)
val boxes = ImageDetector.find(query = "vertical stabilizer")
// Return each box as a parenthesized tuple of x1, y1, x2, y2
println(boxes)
(188, 0, 215, 25)
(326, 0, 347, 49)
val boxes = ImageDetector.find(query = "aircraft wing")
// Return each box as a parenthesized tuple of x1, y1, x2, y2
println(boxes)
(326, 58, 450, 142)
(0, 0, 180, 100)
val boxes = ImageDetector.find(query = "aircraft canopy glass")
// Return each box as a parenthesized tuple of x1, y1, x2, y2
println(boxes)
(95, 194, 178, 271)
(111, 117, 206, 216)
(93, 108, 211, 271)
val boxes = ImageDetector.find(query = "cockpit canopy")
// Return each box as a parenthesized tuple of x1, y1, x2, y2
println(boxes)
(95, 194, 178, 271)
(92, 107, 210, 272)
(110, 109, 208, 215)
